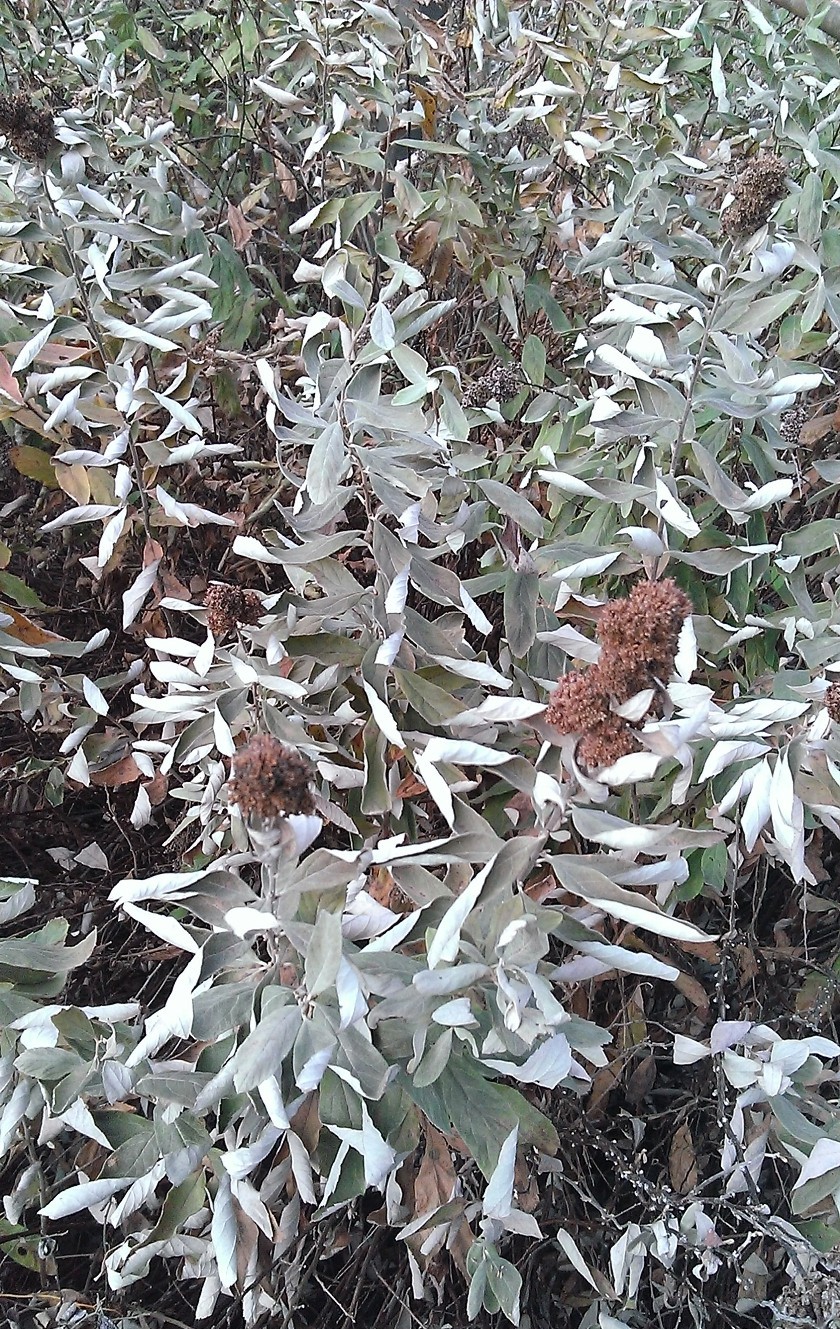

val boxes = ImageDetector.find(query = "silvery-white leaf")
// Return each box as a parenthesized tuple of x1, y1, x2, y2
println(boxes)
(556, 1227, 602, 1291)
(673, 1034, 711, 1065)
(483, 1126, 517, 1219)
(742, 758, 773, 852)
(122, 559, 160, 630)
(793, 1138, 840, 1191)
(483, 1032, 573, 1089)
(371, 302, 397, 351)
(432, 997, 477, 1027)
(427, 858, 495, 969)
(414, 755, 454, 827)
(571, 942, 679, 981)
(596, 750, 662, 785)
(211, 1171, 238, 1289)
(423, 737, 512, 767)
(224, 907, 283, 937)
(41, 1178, 130, 1220)
(122, 902, 199, 953)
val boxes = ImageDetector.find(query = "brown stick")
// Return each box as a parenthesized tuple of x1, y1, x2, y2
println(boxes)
(769, 0, 840, 42)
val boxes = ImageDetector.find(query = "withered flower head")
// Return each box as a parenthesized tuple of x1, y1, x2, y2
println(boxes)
(546, 579, 692, 772)
(462, 364, 520, 409)
(546, 669, 642, 771)
(229, 734, 316, 819)
(206, 583, 262, 637)
(577, 717, 640, 771)
(597, 578, 692, 700)
(722, 152, 788, 238)
(826, 682, 840, 725)
(545, 670, 611, 733)
(0, 94, 55, 160)
(780, 405, 809, 448)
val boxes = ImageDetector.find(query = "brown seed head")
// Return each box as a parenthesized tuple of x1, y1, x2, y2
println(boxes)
(0, 94, 55, 160)
(462, 364, 520, 409)
(780, 405, 809, 448)
(826, 682, 840, 724)
(545, 669, 612, 734)
(577, 718, 640, 771)
(206, 584, 262, 637)
(546, 579, 691, 772)
(229, 734, 316, 819)
(546, 668, 641, 771)
(597, 578, 692, 700)
(722, 152, 787, 237)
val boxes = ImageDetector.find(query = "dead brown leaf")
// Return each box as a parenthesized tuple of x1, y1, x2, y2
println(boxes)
(89, 754, 143, 788)
(0, 604, 66, 647)
(409, 219, 441, 268)
(625, 1053, 656, 1108)
(291, 1093, 320, 1154)
(414, 1123, 456, 1215)
(669, 1121, 698, 1194)
(275, 157, 298, 202)
(800, 412, 837, 447)
(227, 202, 256, 251)
(0, 351, 23, 405)
(395, 772, 428, 799)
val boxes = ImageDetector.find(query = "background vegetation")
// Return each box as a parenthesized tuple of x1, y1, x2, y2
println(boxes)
(3, 0, 840, 1325)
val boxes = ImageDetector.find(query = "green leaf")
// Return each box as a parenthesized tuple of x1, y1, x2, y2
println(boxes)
(799, 172, 824, 246)
(232, 993, 300, 1092)
(781, 519, 840, 557)
(305, 908, 343, 998)
(8, 444, 58, 488)
(137, 25, 168, 60)
(504, 570, 538, 658)
(521, 333, 546, 387)
(0, 1219, 40, 1272)
(467, 1241, 522, 1325)
(403, 1051, 558, 1180)
(478, 479, 545, 537)
(0, 570, 44, 609)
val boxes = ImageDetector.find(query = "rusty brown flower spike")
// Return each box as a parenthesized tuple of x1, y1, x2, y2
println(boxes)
(206, 584, 263, 637)
(229, 734, 316, 819)
(546, 578, 692, 771)
(826, 682, 840, 724)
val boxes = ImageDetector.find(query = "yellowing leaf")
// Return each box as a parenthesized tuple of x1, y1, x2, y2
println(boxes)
(411, 83, 438, 138)
(0, 352, 23, 406)
(55, 462, 91, 505)
(8, 444, 59, 488)
(0, 604, 66, 646)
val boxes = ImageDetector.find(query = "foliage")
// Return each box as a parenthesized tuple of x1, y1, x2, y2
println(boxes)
(3, 0, 840, 1325)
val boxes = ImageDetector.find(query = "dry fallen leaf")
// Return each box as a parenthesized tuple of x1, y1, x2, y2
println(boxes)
(227, 201, 257, 251)
(0, 603, 66, 647)
(89, 754, 143, 788)
(0, 351, 24, 405)
(669, 1120, 698, 1194)
(413, 1122, 456, 1215)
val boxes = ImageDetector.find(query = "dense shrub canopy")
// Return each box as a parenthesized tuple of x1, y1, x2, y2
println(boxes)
(3, 1, 840, 1325)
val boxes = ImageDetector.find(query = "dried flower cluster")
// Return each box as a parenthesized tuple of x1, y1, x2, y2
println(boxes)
(546, 578, 692, 770)
(229, 734, 316, 819)
(206, 583, 262, 637)
(774, 1251, 840, 1327)
(722, 152, 787, 238)
(462, 364, 520, 408)
(826, 681, 840, 724)
(0, 94, 55, 160)
(779, 404, 809, 448)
